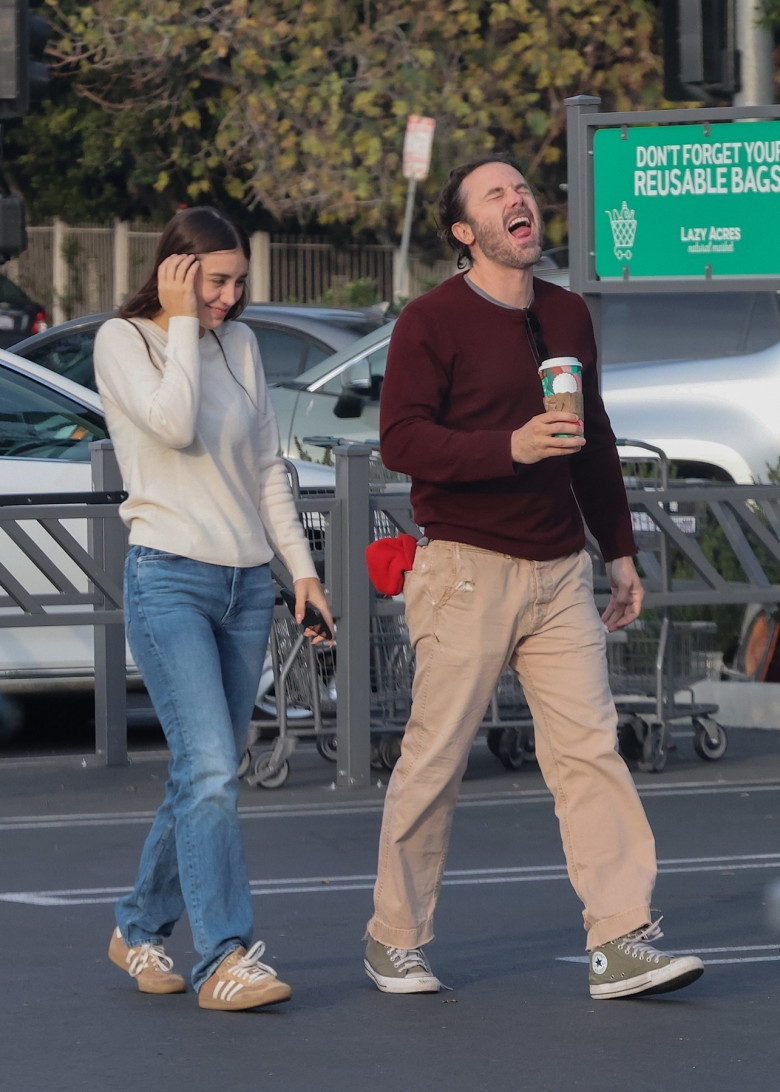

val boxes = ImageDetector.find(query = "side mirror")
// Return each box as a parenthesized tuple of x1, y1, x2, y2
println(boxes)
(333, 392, 364, 419)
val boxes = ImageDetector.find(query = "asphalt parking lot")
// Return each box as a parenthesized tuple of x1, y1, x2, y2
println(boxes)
(3, 722, 780, 1091)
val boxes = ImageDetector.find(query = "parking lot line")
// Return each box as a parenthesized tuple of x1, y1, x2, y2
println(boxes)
(4, 850, 780, 906)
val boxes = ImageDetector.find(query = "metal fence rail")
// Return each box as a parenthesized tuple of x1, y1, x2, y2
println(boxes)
(1, 442, 779, 781)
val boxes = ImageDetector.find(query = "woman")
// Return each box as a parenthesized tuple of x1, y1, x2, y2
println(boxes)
(95, 206, 334, 1011)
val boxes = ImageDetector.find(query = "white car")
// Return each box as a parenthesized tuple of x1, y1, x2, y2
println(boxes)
(0, 346, 334, 736)
(267, 315, 780, 484)
(602, 342, 780, 484)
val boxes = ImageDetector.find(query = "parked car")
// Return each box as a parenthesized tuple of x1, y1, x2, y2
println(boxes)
(535, 250, 780, 365)
(599, 289, 780, 366)
(266, 308, 780, 483)
(0, 346, 335, 738)
(0, 273, 50, 349)
(12, 302, 389, 390)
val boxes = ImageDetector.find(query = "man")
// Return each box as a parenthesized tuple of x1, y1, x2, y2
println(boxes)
(363, 155, 703, 1000)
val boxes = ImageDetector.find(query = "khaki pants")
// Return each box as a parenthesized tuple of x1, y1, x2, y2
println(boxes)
(367, 542, 656, 952)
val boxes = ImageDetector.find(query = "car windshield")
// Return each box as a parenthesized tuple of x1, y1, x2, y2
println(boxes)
(601, 290, 780, 364)
(0, 369, 106, 461)
(277, 325, 395, 392)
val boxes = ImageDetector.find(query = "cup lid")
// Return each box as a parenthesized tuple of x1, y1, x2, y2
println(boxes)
(538, 356, 582, 372)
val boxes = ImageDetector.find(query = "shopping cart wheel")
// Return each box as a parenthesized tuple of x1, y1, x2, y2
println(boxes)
(617, 717, 644, 762)
(251, 751, 290, 789)
(693, 718, 728, 761)
(369, 737, 385, 769)
(486, 729, 503, 757)
(497, 727, 525, 770)
(316, 733, 338, 762)
(638, 725, 666, 773)
(237, 749, 252, 778)
(379, 734, 402, 770)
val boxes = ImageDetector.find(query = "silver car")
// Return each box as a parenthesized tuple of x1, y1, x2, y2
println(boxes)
(274, 292, 780, 482)
(12, 303, 389, 390)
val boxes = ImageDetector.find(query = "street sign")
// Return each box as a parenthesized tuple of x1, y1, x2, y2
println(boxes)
(402, 115, 436, 181)
(593, 120, 780, 278)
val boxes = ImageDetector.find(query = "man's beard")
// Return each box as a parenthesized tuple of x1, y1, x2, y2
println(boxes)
(469, 218, 542, 270)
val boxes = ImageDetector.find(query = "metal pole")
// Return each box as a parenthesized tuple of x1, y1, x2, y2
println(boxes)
(90, 440, 128, 765)
(565, 95, 603, 366)
(395, 178, 417, 302)
(333, 444, 372, 788)
(113, 219, 129, 309)
(734, 0, 775, 106)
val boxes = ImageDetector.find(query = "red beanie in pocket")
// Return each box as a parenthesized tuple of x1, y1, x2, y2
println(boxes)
(365, 534, 419, 595)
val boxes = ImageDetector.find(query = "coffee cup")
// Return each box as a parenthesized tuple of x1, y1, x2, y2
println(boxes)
(538, 357, 583, 435)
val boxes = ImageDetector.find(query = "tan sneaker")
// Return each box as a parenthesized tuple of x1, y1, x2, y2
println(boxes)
(198, 941, 292, 1011)
(108, 927, 186, 995)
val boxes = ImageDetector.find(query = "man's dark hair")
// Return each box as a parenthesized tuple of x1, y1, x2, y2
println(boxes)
(437, 153, 528, 269)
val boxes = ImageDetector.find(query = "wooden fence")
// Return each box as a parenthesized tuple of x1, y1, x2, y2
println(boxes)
(4, 221, 455, 322)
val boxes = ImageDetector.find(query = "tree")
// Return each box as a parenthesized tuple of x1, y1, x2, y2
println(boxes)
(10, 0, 666, 243)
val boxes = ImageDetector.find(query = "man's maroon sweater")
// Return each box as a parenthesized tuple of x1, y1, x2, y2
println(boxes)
(379, 273, 636, 563)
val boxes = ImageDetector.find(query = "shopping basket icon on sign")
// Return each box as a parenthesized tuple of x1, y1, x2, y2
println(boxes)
(605, 201, 636, 261)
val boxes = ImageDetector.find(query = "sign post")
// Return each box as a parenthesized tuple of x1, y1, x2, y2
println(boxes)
(395, 115, 436, 301)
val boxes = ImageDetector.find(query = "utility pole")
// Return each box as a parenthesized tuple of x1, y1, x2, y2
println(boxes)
(734, 0, 775, 105)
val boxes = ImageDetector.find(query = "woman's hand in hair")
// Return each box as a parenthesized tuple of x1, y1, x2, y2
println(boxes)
(157, 253, 200, 320)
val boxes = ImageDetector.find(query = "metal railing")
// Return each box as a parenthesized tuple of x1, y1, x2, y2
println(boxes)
(0, 440, 127, 762)
(1, 441, 779, 781)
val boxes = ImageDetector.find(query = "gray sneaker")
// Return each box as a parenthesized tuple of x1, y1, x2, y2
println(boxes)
(364, 936, 441, 994)
(589, 919, 704, 999)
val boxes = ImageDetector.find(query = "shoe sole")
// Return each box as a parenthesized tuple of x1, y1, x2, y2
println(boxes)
(108, 935, 186, 995)
(198, 984, 292, 1010)
(364, 959, 441, 994)
(590, 957, 704, 1000)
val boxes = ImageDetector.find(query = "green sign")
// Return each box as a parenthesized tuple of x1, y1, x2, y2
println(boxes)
(593, 121, 780, 278)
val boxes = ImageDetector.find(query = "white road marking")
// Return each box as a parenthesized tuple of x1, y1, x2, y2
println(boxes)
(4, 852, 780, 906)
(560, 944, 780, 967)
(0, 778, 779, 831)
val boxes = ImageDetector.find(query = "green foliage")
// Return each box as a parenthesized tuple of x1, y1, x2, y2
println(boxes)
(9, 0, 667, 240)
(759, 0, 780, 29)
(320, 277, 381, 308)
(57, 235, 86, 318)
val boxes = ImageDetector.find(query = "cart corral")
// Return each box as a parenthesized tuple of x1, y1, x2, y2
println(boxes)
(240, 441, 780, 786)
(0, 441, 779, 786)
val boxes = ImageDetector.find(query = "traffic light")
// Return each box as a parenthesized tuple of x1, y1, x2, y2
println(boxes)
(662, 0, 739, 102)
(0, 194, 27, 261)
(0, 0, 51, 121)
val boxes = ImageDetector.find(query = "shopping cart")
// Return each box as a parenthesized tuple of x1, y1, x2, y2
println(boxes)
(608, 617, 727, 772)
(241, 606, 338, 788)
(483, 670, 535, 770)
(363, 602, 537, 774)
(602, 439, 728, 772)
(367, 607, 416, 770)
(242, 604, 415, 788)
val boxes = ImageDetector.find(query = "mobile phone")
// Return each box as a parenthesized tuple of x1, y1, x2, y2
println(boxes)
(279, 586, 333, 640)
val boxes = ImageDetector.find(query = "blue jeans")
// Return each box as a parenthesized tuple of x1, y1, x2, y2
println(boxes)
(116, 546, 275, 989)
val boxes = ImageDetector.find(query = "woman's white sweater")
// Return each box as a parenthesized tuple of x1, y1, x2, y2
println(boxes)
(94, 315, 316, 580)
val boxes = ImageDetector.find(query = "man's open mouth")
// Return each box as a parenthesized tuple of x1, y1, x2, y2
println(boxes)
(507, 214, 531, 238)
